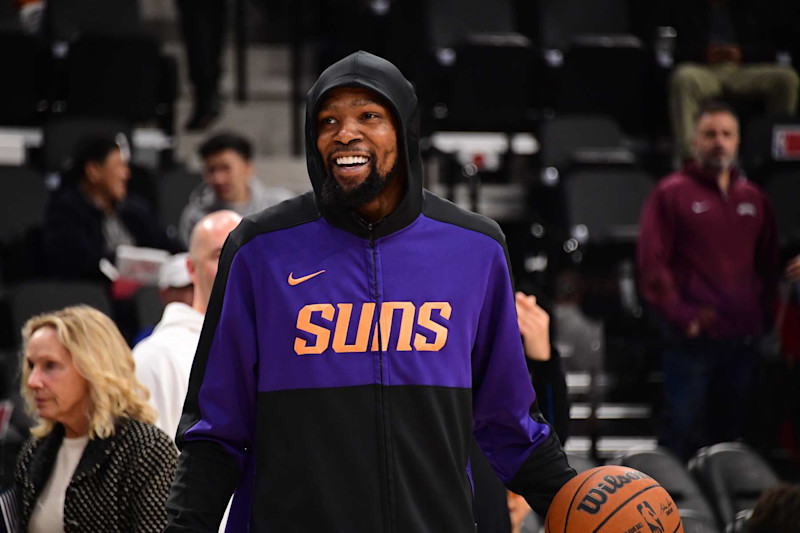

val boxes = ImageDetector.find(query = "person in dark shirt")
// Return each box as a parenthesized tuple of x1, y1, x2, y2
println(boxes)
(43, 135, 181, 282)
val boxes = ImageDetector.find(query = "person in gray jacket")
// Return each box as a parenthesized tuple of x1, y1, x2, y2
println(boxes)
(178, 132, 292, 246)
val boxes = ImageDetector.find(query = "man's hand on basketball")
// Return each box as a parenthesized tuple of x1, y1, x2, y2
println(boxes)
(515, 292, 551, 361)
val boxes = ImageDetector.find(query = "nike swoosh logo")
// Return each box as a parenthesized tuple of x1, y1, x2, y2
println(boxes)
(288, 270, 326, 286)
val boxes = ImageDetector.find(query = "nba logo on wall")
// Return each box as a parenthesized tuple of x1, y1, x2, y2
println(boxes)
(772, 125, 800, 160)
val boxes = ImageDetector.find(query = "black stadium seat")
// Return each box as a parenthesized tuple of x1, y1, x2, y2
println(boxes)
(566, 453, 598, 474)
(8, 281, 112, 345)
(563, 167, 653, 246)
(0, 167, 47, 245)
(46, 0, 142, 42)
(0, 167, 48, 284)
(764, 170, 800, 250)
(688, 442, 780, 530)
(156, 170, 203, 241)
(538, 0, 631, 51)
(0, 31, 50, 126)
(609, 446, 719, 531)
(556, 36, 649, 136)
(64, 34, 163, 124)
(539, 115, 633, 173)
(42, 117, 131, 173)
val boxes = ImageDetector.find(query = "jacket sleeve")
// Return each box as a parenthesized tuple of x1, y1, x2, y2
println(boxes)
(43, 195, 108, 280)
(637, 186, 701, 332)
(528, 347, 570, 445)
(165, 232, 259, 532)
(471, 244, 575, 516)
(129, 427, 179, 532)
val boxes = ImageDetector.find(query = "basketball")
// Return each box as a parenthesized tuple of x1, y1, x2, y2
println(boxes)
(545, 465, 683, 533)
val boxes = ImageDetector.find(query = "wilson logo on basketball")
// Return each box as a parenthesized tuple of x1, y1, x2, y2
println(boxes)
(576, 471, 653, 515)
(294, 301, 451, 355)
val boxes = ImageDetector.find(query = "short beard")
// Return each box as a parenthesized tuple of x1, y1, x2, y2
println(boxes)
(699, 155, 734, 173)
(321, 158, 400, 209)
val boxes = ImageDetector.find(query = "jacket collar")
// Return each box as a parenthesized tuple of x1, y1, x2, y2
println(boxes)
(27, 419, 128, 493)
(684, 160, 744, 189)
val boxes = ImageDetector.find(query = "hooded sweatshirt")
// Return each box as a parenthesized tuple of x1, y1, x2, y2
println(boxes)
(637, 161, 778, 339)
(165, 51, 574, 533)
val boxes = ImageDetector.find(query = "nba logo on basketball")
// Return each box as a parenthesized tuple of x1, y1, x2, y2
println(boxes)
(637, 501, 664, 532)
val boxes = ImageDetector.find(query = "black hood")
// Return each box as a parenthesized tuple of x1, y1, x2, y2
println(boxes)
(305, 50, 423, 239)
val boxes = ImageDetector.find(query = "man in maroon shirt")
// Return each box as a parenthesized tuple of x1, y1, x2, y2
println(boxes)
(638, 100, 779, 460)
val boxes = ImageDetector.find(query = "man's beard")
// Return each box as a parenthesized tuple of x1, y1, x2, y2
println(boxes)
(320, 157, 400, 209)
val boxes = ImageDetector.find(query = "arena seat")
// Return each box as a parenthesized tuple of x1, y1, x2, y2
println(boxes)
(446, 34, 541, 131)
(156, 169, 203, 241)
(539, 115, 634, 174)
(42, 117, 131, 173)
(563, 166, 653, 246)
(0, 31, 50, 126)
(63, 34, 164, 124)
(132, 286, 164, 337)
(765, 169, 800, 250)
(688, 442, 780, 530)
(725, 510, 751, 533)
(556, 36, 650, 136)
(0, 167, 48, 284)
(609, 446, 719, 530)
(565, 453, 598, 474)
(677, 509, 722, 533)
(0, 167, 46, 245)
(538, 0, 631, 51)
(8, 281, 112, 345)
(47, 0, 142, 42)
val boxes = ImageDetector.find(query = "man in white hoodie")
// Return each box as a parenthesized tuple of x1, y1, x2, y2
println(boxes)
(134, 210, 242, 439)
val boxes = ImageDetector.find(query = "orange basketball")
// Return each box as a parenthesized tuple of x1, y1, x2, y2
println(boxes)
(545, 465, 683, 533)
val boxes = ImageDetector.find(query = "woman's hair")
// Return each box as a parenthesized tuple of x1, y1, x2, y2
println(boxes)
(20, 305, 154, 439)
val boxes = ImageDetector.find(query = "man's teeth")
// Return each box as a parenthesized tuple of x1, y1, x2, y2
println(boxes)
(335, 156, 369, 165)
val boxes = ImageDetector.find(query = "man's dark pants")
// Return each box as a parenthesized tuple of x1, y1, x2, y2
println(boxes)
(658, 337, 760, 461)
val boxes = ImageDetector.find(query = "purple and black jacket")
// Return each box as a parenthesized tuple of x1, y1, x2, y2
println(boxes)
(165, 51, 575, 532)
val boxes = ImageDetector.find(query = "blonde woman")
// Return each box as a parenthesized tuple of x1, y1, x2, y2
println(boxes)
(14, 305, 177, 532)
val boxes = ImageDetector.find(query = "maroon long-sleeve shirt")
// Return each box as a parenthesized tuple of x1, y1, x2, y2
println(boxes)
(637, 162, 778, 339)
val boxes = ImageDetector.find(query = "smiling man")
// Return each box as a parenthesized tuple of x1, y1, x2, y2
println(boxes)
(165, 51, 575, 532)
(637, 100, 779, 461)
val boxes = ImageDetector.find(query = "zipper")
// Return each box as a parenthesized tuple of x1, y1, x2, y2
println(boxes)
(368, 221, 395, 533)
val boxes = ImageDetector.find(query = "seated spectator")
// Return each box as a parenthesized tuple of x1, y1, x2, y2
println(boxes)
(748, 483, 800, 532)
(130, 253, 195, 346)
(43, 135, 181, 282)
(133, 210, 241, 533)
(178, 132, 293, 246)
(134, 210, 241, 439)
(14, 305, 177, 531)
(666, 0, 800, 162)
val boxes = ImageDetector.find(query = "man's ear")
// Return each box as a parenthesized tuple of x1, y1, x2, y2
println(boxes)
(85, 161, 100, 184)
(186, 255, 198, 285)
